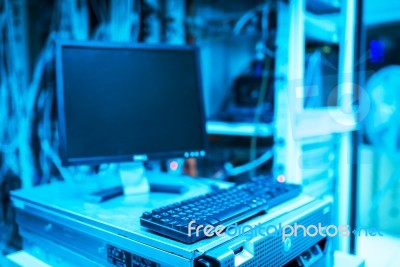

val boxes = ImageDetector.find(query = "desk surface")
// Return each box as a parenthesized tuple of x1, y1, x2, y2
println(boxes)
(6, 250, 366, 267)
(11, 173, 315, 259)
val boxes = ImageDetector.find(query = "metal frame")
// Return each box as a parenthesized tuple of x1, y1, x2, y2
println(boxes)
(274, 0, 357, 253)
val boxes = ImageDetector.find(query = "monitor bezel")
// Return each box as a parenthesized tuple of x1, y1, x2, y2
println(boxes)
(55, 40, 208, 166)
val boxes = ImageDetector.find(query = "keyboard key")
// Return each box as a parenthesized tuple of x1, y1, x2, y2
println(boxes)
(160, 218, 170, 225)
(166, 221, 178, 228)
(204, 217, 219, 225)
(151, 215, 161, 222)
(213, 205, 249, 222)
(142, 212, 152, 219)
(173, 224, 183, 231)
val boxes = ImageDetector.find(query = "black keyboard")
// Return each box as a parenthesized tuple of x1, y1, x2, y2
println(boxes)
(140, 178, 302, 243)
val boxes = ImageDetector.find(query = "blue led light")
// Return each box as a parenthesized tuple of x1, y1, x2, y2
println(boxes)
(370, 39, 385, 63)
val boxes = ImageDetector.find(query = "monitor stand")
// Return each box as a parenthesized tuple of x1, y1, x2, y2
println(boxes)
(85, 162, 187, 203)
(119, 162, 150, 195)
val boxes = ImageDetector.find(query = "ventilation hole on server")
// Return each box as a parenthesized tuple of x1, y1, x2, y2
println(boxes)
(224, 258, 233, 267)
(239, 211, 331, 267)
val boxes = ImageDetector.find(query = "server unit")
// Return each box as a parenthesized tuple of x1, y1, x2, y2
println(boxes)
(11, 178, 333, 267)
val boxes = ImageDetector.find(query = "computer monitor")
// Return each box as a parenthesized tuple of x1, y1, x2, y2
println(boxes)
(55, 41, 207, 167)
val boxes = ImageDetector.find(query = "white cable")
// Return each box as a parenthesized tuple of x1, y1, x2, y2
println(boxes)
(41, 139, 73, 183)
(224, 149, 272, 176)
(233, 4, 266, 36)
(261, 3, 269, 42)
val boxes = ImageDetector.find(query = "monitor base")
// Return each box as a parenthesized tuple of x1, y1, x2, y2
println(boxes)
(84, 164, 188, 203)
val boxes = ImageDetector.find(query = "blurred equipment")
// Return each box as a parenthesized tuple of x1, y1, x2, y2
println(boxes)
(367, 23, 400, 71)
(140, 175, 302, 243)
(217, 47, 274, 123)
(365, 65, 400, 232)
(304, 44, 339, 109)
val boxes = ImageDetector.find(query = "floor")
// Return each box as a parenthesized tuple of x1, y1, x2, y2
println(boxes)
(357, 232, 400, 267)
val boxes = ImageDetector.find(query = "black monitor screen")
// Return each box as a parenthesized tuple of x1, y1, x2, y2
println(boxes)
(56, 42, 207, 166)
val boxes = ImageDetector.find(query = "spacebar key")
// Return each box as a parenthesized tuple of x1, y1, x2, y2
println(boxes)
(213, 205, 251, 222)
